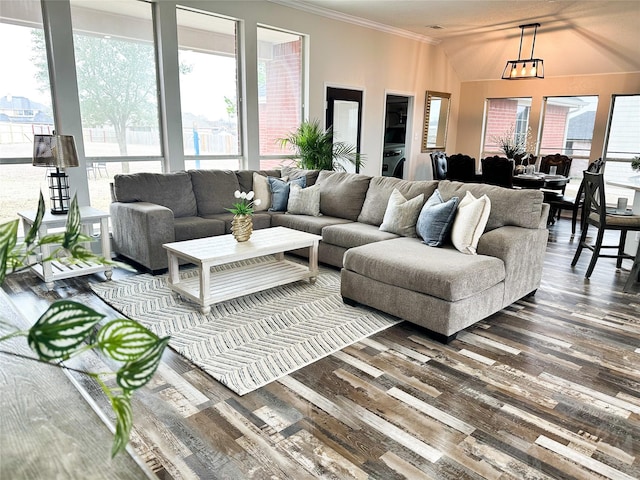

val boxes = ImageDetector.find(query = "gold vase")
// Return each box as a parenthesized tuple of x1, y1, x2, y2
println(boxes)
(231, 214, 253, 242)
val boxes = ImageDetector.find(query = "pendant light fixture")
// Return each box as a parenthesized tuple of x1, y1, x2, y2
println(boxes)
(501, 23, 544, 80)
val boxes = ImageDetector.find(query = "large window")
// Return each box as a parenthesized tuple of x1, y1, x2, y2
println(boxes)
(257, 26, 303, 169)
(603, 94, 640, 202)
(177, 7, 240, 168)
(70, 0, 161, 158)
(481, 98, 532, 159)
(539, 96, 598, 179)
(0, 0, 54, 225)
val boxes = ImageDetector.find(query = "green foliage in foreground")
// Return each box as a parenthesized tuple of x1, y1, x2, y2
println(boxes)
(0, 193, 169, 458)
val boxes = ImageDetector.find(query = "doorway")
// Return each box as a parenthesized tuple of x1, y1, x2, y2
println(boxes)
(383, 94, 410, 178)
(326, 87, 363, 173)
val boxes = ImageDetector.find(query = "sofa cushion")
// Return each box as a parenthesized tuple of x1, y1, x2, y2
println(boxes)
(268, 176, 306, 211)
(343, 237, 505, 302)
(416, 190, 459, 247)
(379, 189, 424, 237)
(189, 169, 240, 216)
(173, 216, 226, 241)
(202, 212, 272, 234)
(113, 171, 197, 218)
(322, 222, 399, 249)
(316, 171, 371, 221)
(358, 176, 438, 226)
(437, 180, 543, 231)
(236, 169, 280, 193)
(271, 213, 352, 235)
(287, 184, 321, 216)
(281, 165, 320, 186)
(451, 192, 491, 255)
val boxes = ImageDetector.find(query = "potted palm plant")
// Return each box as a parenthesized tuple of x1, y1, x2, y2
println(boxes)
(278, 119, 364, 171)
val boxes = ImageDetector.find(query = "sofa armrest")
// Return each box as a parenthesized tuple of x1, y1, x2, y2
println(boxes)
(477, 225, 548, 305)
(539, 203, 550, 229)
(110, 202, 175, 271)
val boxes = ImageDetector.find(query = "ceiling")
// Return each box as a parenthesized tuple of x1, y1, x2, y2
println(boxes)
(279, 1, 640, 81)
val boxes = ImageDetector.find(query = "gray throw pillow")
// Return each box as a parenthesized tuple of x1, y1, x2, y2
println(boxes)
(416, 189, 459, 246)
(379, 188, 424, 237)
(287, 184, 321, 216)
(268, 176, 306, 211)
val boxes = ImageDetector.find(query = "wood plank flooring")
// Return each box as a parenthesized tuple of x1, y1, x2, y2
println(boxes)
(1, 218, 638, 479)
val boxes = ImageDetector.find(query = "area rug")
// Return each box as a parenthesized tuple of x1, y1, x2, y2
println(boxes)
(90, 258, 401, 395)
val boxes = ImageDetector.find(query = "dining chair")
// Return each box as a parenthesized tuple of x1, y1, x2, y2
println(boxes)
(539, 154, 573, 194)
(481, 155, 514, 188)
(446, 153, 477, 182)
(571, 171, 640, 278)
(546, 157, 605, 233)
(430, 151, 447, 180)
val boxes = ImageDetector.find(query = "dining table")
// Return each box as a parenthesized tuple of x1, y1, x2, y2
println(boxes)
(513, 172, 570, 191)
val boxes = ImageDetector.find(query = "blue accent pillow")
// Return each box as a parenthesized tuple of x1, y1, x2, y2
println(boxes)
(268, 176, 306, 211)
(416, 189, 459, 246)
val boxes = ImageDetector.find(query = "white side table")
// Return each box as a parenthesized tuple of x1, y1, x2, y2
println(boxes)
(17, 207, 113, 290)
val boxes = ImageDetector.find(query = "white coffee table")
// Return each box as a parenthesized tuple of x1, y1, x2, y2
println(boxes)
(163, 227, 321, 314)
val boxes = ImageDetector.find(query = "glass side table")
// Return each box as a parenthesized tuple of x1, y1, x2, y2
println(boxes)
(17, 207, 113, 290)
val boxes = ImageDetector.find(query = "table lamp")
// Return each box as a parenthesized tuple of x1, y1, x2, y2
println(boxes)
(33, 133, 79, 215)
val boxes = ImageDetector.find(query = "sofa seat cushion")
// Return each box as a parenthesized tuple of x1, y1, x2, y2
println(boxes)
(202, 212, 272, 234)
(316, 171, 371, 221)
(322, 222, 399, 249)
(437, 180, 543, 231)
(358, 176, 438, 226)
(272, 213, 352, 235)
(113, 171, 197, 218)
(343, 237, 505, 302)
(189, 169, 241, 216)
(174, 216, 226, 242)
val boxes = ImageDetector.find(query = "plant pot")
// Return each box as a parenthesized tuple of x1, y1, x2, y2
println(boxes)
(231, 214, 253, 242)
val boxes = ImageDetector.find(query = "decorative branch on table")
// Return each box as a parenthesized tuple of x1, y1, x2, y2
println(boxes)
(0, 192, 169, 458)
(492, 124, 534, 161)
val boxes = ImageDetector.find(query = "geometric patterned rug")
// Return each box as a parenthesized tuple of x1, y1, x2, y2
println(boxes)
(90, 258, 401, 395)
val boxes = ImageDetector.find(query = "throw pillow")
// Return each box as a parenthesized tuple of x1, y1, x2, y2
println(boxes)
(379, 188, 424, 237)
(252, 172, 270, 212)
(268, 176, 306, 212)
(451, 191, 491, 255)
(416, 190, 459, 246)
(287, 184, 321, 216)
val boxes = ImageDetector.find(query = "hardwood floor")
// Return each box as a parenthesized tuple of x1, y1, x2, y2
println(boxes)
(2, 218, 639, 479)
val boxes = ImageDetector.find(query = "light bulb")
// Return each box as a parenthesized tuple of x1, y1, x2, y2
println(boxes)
(530, 62, 537, 76)
(511, 64, 518, 78)
(521, 63, 527, 76)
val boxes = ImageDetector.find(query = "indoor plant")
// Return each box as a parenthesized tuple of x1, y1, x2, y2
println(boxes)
(278, 119, 364, 171)
(227, 190, 261, 242)
(632, 156, 640, 172)
(0, 193, 168, 457)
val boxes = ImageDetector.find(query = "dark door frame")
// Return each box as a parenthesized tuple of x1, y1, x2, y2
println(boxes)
(326, 87, 363, 172)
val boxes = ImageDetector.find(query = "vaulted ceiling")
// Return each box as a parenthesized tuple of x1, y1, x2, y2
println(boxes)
(279, 0, 640, 82)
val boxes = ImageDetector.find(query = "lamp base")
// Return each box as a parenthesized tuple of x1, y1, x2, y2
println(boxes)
(50, 207, 69, 215)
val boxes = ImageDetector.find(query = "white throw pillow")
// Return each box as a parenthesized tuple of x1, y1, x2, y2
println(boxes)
(287, 184, 321, 216)
(379, 188, 424, 237)
(451, 191, 491, 254)
(252, 172, 270, 212)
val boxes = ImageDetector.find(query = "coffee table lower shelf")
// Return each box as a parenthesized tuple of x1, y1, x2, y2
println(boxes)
(168, 258, 317, 314)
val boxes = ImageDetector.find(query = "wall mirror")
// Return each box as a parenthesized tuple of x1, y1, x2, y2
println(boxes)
(421, 91, 451, 152)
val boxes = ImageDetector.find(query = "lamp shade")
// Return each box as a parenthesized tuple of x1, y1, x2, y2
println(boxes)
(33, 134, 80, 168)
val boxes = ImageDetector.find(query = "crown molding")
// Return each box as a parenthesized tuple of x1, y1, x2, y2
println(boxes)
(269, 0, 440, 45)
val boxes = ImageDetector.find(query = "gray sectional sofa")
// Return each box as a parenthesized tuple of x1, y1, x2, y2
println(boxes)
(110, 168, 549, 341)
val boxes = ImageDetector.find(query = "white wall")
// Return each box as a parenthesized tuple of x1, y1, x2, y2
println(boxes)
(179, 1, 462, 180)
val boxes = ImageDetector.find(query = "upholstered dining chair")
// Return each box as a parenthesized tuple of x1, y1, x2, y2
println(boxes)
(446, 153, 477, 182)
(546, 157, 605, 233)
(481, 155, 514, 188)
(571, 171, 640, 278)
(430, 151, 447, 180)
